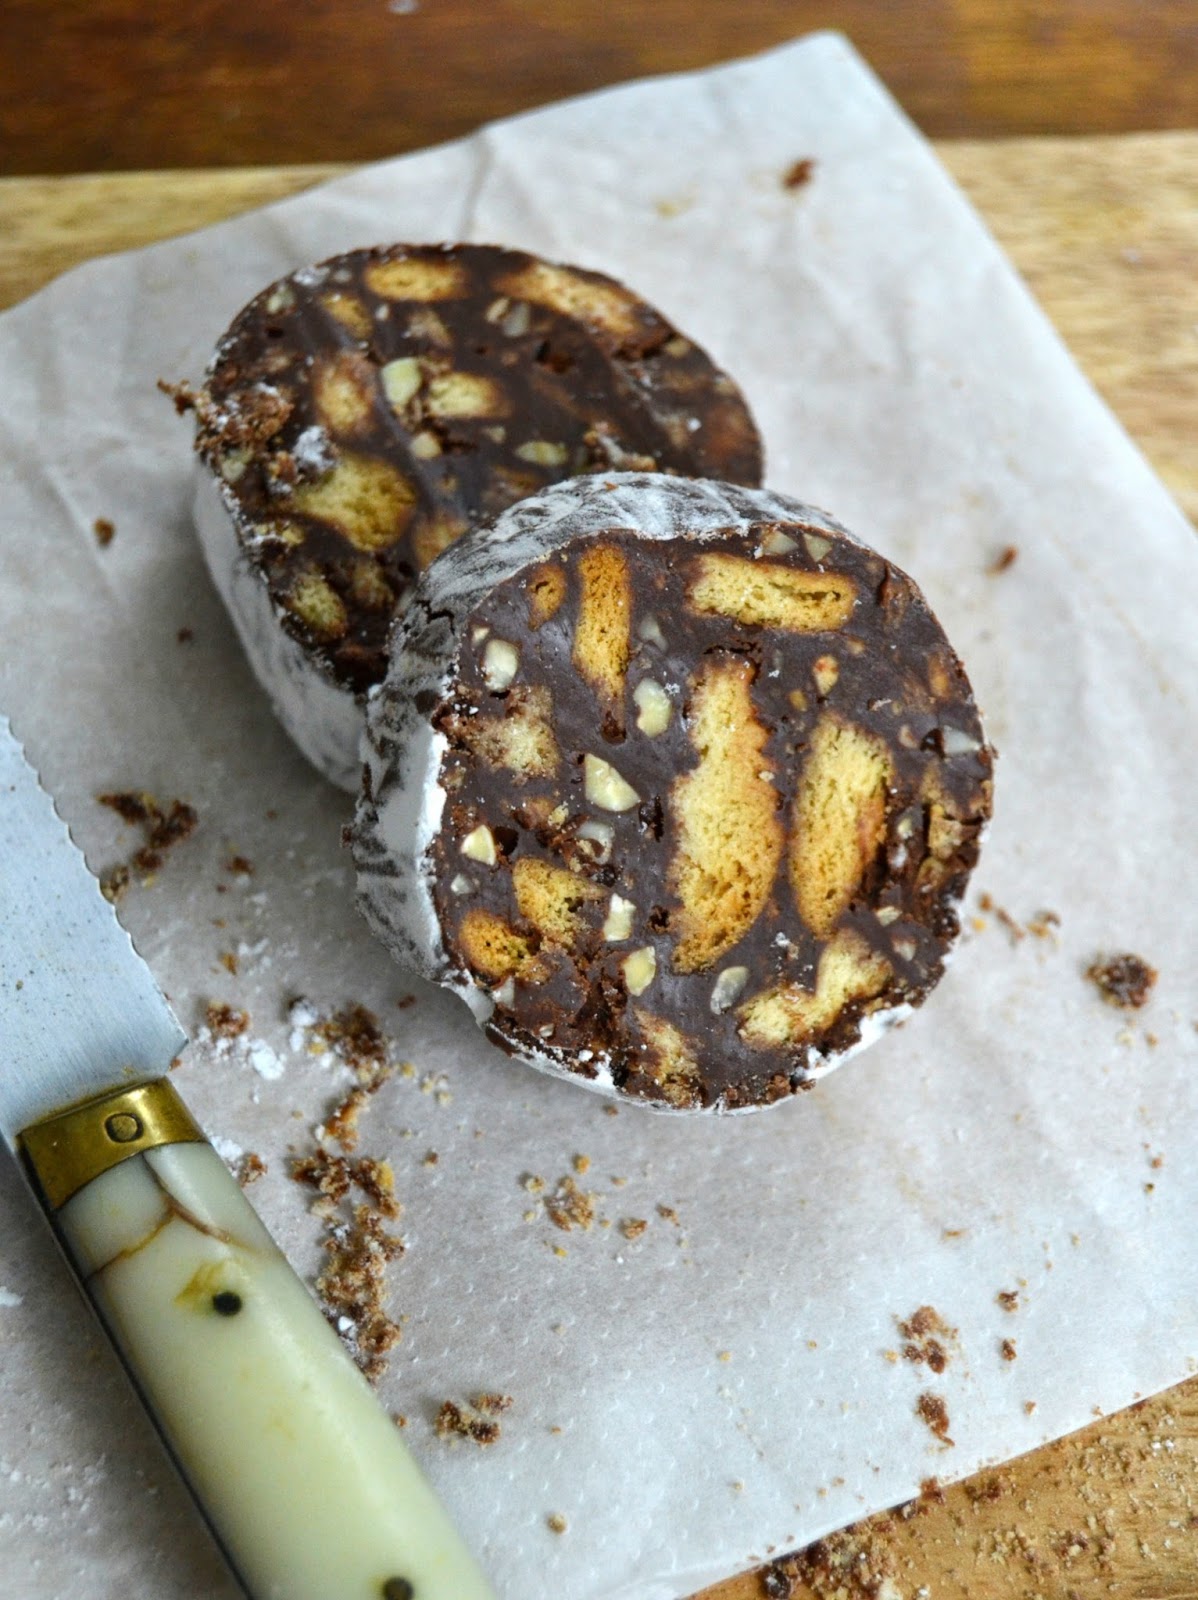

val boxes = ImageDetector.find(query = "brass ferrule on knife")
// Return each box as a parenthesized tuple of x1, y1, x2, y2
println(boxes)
(19, 1078, 204, 1211)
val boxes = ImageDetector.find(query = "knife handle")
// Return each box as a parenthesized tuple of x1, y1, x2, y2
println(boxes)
(19, 1079, 496, 1600)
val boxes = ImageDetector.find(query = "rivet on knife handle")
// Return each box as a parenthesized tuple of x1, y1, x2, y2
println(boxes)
(20, 1077, 497, 1600)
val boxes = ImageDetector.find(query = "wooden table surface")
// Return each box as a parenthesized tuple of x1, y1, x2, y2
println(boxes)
(4, 1, 1198, 175)
(1, 131, 1196, 1599)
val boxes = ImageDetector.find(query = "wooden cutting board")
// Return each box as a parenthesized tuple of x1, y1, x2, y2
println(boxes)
(1, 134, 1195, 1600)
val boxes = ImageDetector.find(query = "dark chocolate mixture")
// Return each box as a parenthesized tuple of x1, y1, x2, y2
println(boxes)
(188, 245, 762, 693)
(428, 522, 993, 1110)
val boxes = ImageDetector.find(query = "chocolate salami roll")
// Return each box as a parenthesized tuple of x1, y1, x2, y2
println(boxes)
(180, 246, 763, 788)
(351, 474, 994, 1114)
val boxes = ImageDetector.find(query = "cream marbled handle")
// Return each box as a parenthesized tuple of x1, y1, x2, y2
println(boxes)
(50, 1136, 496, 1600)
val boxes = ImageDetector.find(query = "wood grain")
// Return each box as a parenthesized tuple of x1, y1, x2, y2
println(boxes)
(4, 1, 1198, 174)
(0, 136, 1194, 1598)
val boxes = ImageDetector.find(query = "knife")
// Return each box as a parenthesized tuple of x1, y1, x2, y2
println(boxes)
(0, 717, 497, 1600)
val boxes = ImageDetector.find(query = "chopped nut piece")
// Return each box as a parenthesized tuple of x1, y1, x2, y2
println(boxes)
(622, 946, 657, 996)
(460, 825, 497, 865)
(759, 528, 799, 555)
(710, 965, 749, 1013)
(576, 819, 615, 862)
(602, 894, 636, 942)
(637, 613, 667, 649)
(584, 753, 640, 812)
(633, 678, 672, 736)
(515, 439, 569, 467)
(482, 638, 520, 691)
(803, 532, 832, 562)
(380, 356, 423, 411)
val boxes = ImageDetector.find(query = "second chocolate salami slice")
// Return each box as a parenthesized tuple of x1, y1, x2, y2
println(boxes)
(175, 245, 763, 788)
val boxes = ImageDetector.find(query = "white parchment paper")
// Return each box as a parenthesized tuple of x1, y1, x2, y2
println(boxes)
(1, 32, 1195, 1600)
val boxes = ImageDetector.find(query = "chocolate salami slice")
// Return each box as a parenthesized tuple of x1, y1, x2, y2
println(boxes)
(178, 246, 763, 788)
(351, 474, 994, 1114)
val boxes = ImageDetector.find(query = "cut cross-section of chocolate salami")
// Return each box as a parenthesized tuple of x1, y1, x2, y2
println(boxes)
(352, 474, 994, 1113)
(175, 245, 763, 788)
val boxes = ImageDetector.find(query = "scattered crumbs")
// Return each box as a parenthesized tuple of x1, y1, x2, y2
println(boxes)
(98, 790, 198, 893)
(620, 1218, 648, 1241)
(1145, 1031, 1159, 1047)
(235, 1151, 267, 1186)
(782, 156, 816, 189)
(522, 1173, 545, 1195)
(988, 543, 1018, 574)
(916, 1392, 954, 1446)
(732, 1479, 745, 1493)
(422, 1150, 439, 1168)
(435, 1400, 500, 1446)
(176, 626, 194, 644)
(610, 1175, 628, 1187)
(1027, 908, 1060, 940)
(218, 950, 239, 975)
(392, 1412, 407, 1428)
(546, 1513, 568, 1535)
(227, 854, 255, 876)
(1087, 953, 1158, 1009)
(396, 994, 417, 1009)
(205, 1001, 249, 1040)
(545, 1176, 598, 1232)
(657, 1204, 680, 1226)
(718, 1350, 733, 1363)
(997, 1289, 1020, 1313)
(603, 1104, 619, 1116)
(93, 516, 116, 547)
(0, 1287, 24, 1308)
(806, 1339, 818, 1351)
(549, 1424, 563, 1435)
(762, 1522, 898, 1599)
(1001, 1338, 1018, 1362)
(551, 1244, 568, 1259)
(942, 1227, 966, 1240)
(882, 1349, 899, 1364)
(1024, 1399, 1037, 1415)
(654, 194, 694, 219)
(291, 1145, 403, 1381)
(897, 1306, 957, 1375)
(572, 1153, 590, 1175)
(976, 891, 1024, 942)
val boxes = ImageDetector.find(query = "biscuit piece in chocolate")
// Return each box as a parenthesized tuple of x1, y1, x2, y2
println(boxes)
(180, 245, 763, 788)
(353, 474, 994, 1114)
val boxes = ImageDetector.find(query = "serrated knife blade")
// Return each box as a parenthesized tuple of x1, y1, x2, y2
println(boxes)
(0, 712, 495, 1600)
(0, 715, 186, 1141)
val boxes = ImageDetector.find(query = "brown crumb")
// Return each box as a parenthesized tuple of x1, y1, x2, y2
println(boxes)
(93, 517, 116, 547)
(227, 854, 254, 876)
(435, 1400, 500, 1446)
(897, 1305, 957, 1375)
(762, 1522, 898, 1598)
(422, 1150, 439, 1168)
(290, 1051, 404, 1384)
(620, 1218, 648, 1241)
(218, 950, 239, 975)
(475, 1392, 513, 1415)
(997, 1288, 1020, 1313)
(100, 864, 131, 903)
(573, 1153, 590, 1175)
(1027, 908, 1061, 939)
(919, 1476, 946, 1503)
(916, 1391, 954, 1446)
(603, 1104, 619, 1116)
(99, 790, 198, 885)
(546, 1513, 568, 1535)
(301, 1001, 392, 1086)
(1001, 1338, 1018, 1362)
(1024, 1399, 1037, 1414)
(544, 1175, 598, 1232)
(396, 994, 417, 1009)
(657, 1204, 680, 1226)
(989, 543, 1018, 574)
(235, 1151, 267, 1186)
(782, 157, 816, 189)
(1086, 953, 1157, 1009)
(204, 1001, 249, 1040)
(176, 626, 194, 644)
